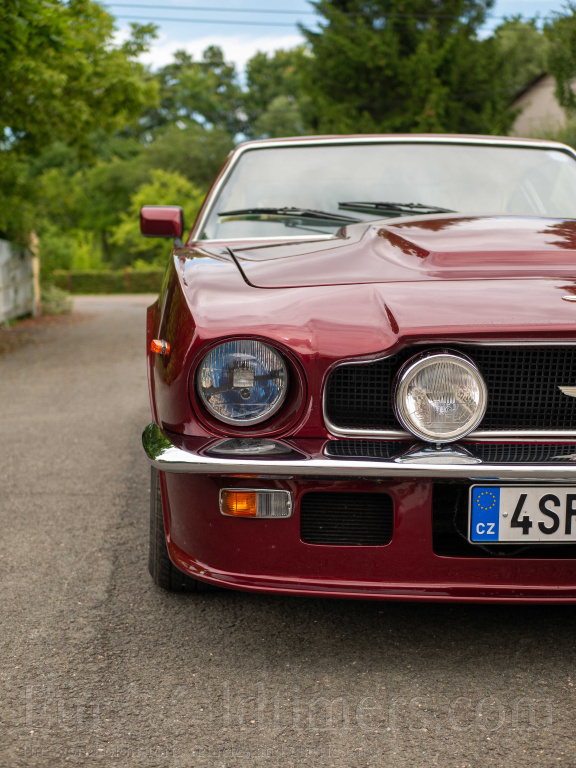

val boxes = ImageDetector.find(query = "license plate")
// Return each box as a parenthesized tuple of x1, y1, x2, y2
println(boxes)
(469, 486, 576, 543)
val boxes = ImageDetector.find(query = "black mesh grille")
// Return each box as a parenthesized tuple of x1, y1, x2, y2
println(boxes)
(471, 443, 576, 463)
(325, 345, 576, 433)
(325, 440, 576, 463)
(300, 492, 393, 545)
(433, 482, 576, 558)
(325, 441, 412, 459)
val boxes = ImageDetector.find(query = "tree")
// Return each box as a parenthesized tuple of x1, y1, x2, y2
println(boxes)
(138, 46, 243, 136)
(143, 123, 234, 189)
(243, 48, 310, 138)
(546, 5, 576, 114)
(0, 0, 157, 239)
(1, 0, 157, 154)
(493, 18, 549, 100)
(110, 169, 205, 264)
(299, 0, 515, 135)
(251, 95, 307, 139)
(33, 121, 232, 268)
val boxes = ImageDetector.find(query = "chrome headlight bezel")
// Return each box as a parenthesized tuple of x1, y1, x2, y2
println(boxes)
(196, 339, 289, 426)
(393, 350, 488, 443)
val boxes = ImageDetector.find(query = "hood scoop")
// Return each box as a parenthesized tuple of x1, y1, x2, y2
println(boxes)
(230, 215, 576, 288)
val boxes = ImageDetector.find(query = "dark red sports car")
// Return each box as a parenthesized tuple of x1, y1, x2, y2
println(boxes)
(142, 134, 576, 602)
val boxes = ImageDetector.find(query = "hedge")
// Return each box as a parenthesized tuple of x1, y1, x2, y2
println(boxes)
(53, 269, 164, 294)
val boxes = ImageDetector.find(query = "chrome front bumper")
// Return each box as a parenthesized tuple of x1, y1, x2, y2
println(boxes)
(142, 423, 576, 481)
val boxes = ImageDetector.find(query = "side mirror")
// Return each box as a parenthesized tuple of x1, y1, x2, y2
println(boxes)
(140, 206, 185, 245)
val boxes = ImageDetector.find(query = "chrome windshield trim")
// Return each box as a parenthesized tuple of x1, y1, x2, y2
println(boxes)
(143, 424, 576, 480)
(322, 342, 576, 441)
(190, 136, 576, 242)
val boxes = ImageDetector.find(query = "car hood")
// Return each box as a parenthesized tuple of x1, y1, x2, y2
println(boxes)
(228, 214, 576, 288)
(176, 222, 576, 361)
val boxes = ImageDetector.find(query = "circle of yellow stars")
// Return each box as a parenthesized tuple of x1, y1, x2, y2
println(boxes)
(476, 490, 497, 511)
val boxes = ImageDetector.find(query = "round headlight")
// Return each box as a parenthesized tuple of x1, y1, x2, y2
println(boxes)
(196, 340, 288, 425)
(394, 351, 487, 443)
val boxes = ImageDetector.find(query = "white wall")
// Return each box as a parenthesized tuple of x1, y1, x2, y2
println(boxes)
(511, 75, 568, 138)
(0, 239, 34, 324)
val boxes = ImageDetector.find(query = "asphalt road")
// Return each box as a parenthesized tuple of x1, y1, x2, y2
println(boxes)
(1, 294, 576, 768)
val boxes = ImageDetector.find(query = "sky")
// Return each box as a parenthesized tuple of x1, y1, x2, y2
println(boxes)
(107, 0, 572, 75)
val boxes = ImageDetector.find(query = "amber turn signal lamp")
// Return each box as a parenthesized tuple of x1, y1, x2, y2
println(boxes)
(220, 489, 293, 518)
(220, 491, 258, 517)
(151, 339, 170, 357)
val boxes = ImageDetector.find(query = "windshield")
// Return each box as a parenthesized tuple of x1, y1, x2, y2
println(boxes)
(198, 142, 576, 240)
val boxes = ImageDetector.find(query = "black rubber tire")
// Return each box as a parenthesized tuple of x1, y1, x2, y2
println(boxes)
(148, 467, 212, 592)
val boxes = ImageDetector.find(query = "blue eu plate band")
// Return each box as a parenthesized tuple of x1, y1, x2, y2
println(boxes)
(470, 486, 501, 541)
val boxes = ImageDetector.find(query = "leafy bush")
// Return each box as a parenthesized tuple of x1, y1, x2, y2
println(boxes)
(38, 224, 104, 279)
(41, 284, 73, 315)
(110, 169, 205, 264)
(53, 269, 164, 294)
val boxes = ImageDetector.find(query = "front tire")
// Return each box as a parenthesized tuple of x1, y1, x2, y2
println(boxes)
(148, 467, 212, 592)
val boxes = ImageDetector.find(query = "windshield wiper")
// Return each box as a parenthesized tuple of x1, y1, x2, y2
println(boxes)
(218, 206, 361, 223)
(338, 201, 455, 215)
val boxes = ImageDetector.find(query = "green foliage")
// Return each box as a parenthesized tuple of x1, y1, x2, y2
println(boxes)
(110, 169, 205, 265)
(70, 231, 103, 271)
(126, 269, 164, 292)
(138, 46, 243, 136)
(6, 0, 574, 284)
(546, 5, 576, 114)
(33, 122, 232, 269)
(494, 18, 549, 99)
(0, 0, 157, 155)
(38, 224, 103, 278)
(244, 48, 311, 138)
(40, 284, 73, 315)
(142, 123, 234, 189)
(299, 0, 515, 135)
(253, 95, 307, 139)
(0, 152, 31, 243)
(53, 268, 163, 293)
(54, 269, 124, 293)
(0, 0, 158, 241)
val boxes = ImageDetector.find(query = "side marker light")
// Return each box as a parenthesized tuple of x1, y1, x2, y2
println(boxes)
(151, 339, 170, 357)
